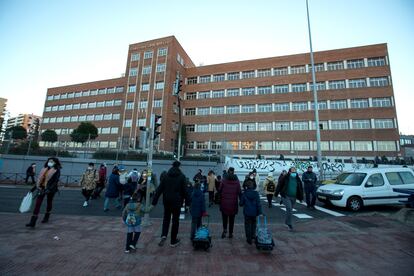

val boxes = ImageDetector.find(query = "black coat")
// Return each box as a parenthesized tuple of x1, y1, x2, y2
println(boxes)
(152, 167, 188, 208)
(275, 173, 304, 201)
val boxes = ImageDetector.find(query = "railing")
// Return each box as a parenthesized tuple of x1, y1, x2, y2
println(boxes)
(0, 173, 82, 186)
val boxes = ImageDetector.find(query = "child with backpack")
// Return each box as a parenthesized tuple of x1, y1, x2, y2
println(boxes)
(122, 192, 143, 253)
(190, 181, 207, 241)
(240, 178, 262, 244)
(263, 172, 276, 208)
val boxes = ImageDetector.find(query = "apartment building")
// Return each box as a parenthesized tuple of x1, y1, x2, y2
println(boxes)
(6, 113, 41, 136)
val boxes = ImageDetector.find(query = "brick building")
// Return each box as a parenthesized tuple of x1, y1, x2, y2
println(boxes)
(40, 36, 400, 160)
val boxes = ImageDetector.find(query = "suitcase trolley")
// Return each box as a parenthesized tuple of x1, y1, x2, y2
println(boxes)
(255, 215, 275, 252)
(192, 215, 212, 251)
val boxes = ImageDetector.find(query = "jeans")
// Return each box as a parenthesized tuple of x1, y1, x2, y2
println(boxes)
(104, 197, 121, 210)
(161, 205, 181, 243)
(126, 232, 141, 250)
(283, 196, 296, 226)
(33, 192, 55, 216)
(266, 194, 273, 207)
(82, 189, 94, 201)
(244, 216, 257, 242)
(304, 183, 317, 207)
(221, 213, 235, 234)
(190, 216, 202, 240)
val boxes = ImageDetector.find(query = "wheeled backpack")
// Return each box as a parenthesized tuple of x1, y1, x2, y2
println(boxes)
(255, 215, 275, 251)
(192, 216, 212, 251)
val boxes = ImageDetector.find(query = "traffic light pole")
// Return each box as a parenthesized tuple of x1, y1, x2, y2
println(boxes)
(142, 113, 155, 226)
(177, 94, 182, 161)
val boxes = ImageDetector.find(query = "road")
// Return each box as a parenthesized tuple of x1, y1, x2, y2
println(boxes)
(0, 186, 404, 225)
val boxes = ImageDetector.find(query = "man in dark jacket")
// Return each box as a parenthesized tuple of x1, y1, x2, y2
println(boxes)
(25, 163, 36, 185)
(152, 161, 188, 247)
(275, 167, 303, 231)
(302, 166, 318, 209)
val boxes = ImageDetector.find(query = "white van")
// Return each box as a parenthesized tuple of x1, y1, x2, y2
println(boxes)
(316, 167, 414, 211)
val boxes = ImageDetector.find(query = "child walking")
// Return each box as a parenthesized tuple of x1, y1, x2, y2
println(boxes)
(122, 193, 143, 253)
(240, 179, 262, 244)
(190, 181, 207, 240)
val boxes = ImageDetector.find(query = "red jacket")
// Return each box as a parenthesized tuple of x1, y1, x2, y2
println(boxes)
(219, 174, 241, 215)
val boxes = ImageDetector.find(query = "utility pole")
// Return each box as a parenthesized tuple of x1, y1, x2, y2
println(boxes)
(174, 71, 183, 161)
(142, 114, 155, 226)
(306, 0, 323, 180)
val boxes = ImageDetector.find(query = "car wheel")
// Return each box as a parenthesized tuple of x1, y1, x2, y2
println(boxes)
(347, 196, 363, 212)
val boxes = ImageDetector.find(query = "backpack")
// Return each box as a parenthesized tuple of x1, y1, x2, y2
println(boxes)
(129, 172, 139, 183)
(266, 180, 275, 193)
(255, 216, 274, 251)
(123, 203, 139, 226)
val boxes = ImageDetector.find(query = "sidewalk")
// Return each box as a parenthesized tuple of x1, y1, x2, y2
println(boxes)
(0, 212, 413, 275)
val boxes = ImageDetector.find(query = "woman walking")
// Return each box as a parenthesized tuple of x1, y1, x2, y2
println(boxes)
(104, 167, 122, 211)
(26, 157, 61, 228)
(219, 167, 241, 239)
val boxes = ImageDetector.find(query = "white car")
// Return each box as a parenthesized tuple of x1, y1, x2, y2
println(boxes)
(316, 167, 414, 211)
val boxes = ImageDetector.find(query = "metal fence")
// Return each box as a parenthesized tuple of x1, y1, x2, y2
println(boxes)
(0, 173, 83, 186)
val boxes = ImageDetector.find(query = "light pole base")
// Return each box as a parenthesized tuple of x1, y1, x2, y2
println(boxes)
(141, 213, 152, 227)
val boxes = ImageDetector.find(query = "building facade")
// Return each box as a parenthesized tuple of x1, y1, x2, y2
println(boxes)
(0, 98, 8, 142)
(40, 36, 400, 160)
(6, 113, 41, 137)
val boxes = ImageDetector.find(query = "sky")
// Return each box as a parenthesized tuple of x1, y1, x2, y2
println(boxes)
(0, 0, 413, 133)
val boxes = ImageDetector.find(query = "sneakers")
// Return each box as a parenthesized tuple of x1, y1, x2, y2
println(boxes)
(228, 233, 233, 239)
(124, 250, 130, 254)
(170, 239, 181, 248)
(83, 201, 88, 207)
(286, 224, 293, 231)
(103, 208, 109, 212)
(158, 236, 167, 247)
(129, 245, 136, 250)
(246, 239, 252, 245)
(221, 231, 227, 239)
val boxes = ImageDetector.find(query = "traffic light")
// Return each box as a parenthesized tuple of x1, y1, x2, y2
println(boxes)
(177, 79, 183, 94)
(153, 115, 162, 140)
(173, 78, 183, 95)
(139, 126, 147, 131)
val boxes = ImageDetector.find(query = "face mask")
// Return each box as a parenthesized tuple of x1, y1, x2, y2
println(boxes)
(291, 173, 297, 177)
(47, 162, 54, 168)
(88, 167, 93, 170)
(249, 176, 254, 179)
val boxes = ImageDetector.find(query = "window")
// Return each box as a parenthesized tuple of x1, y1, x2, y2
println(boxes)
(257, 69, 271, 77)
(258, 86, 271, 95)
(95, 114, 103, 121)
(90, 89, 98, 96)
(347, 59, 364, 69)
(330, 100, 347, 109)
(274, 103, 290, 112)
(310, 101, 328, 110)
(129, 68, 137, 77)
(128, 85, 136, 93)
(185, 108, 196, 116)
(377, 141, 396, 151)
(67, 92, 75, 98)
(45, 106, 52, 112)
(241, 142, 255, 150)
(58, 105, 65, 111)
(290, 65, 306, 74)
(291, 83, 307, 93)
(53, 94, 61, 100)
(86, 115, 94, 121)
(139, 101, 148, 109)
(331, 120, 349, 130)
(113, 114, 120, 120)
(367, 57, 385, 67)
(226, 88, 239, 97)
(241, 87, 255, 96)
(257, 141, 272, 150)
(328, 80, 346, 90)
(386, 172, 414, 185)
(226, 124, 239, 132)
(366, 173, 385, 187)
(155, 82, 164, 90)
(196, 141, 209, 150)
(142, 66, 151, 75)
(98, 89, 106, 95)
(75, 92, 82, 97)
(101, 127, 111, 134)
(47, 95, 54, 101)
(107, 87, 115, 94)
(212, 90, 224, 98)
(275, 122, 290, 131)
(124, 119, 132, 127)
(185, 125, 195, 132)
(126, 101, 134, 110)
(274, 67, 288, 76)
(197, 107, 209, 115)
(141, 83, 150, 91)
(213, 74, 225, 82)
(153, 99, 163, 108)
(116, 86, 124, 93)
(211, 124, 224, 132)
(187, 77, 197, 84)
(73, 103, 80, 110)
(276, 141, 291, 150)
(372, 97, 392, 107)
(294, 141, 310, 151)
(186, 141, 195, 149)
(114, 100, 122, 106)
(80, 103, 88, 109)
(349, 78, 367, 88)
(241, 105, 255, 113)
(82, 91, 90, 97)
(311, 121, 329, 130)
(327, 61, 344, 71)
(375, 119, 394, 129)
(158, 47, 167, 56)
(186, 92, 197, 100)
(258, 104, 272, 113)
(79, 115, 86, 121)
(354, 141, 373, 151)
(198, 91, 210, 99)
(144, 51, 153, 59)
(136, 118, 146, 127)
(156, 63, 166, 72)
(49, 117, 56, 123)
(352, 120, 371, 129)
(242, 70, 255, 79)
(350, 99, 369, 109)
(332, 141, 350, 151)
(293, 121, 309, 130)
(258, 122, 272, 131)
(227, 72, 240, 80)
(131, 53, 140, 61)
(51, 106, 58, 111)
(88, 102, 96, 109)
(105, 100, 114, 107)
(211, 141, 222, 150)
(309, 63, 324, 72)
(292, 102, 308, 111)
(177, 53, 184, 66)
(274, 85, 289, 94)
(199, 75, 211, 83)
(211, 106, 224, 114)
(309, 82, 326, 91)
(226, 105, 240, 114)
(196, 124, 209, 132)
(370, 77, 389, 87)
(96, 101, 105, 108)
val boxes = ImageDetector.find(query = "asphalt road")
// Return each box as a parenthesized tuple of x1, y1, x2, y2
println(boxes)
(0, 186, 404, 225)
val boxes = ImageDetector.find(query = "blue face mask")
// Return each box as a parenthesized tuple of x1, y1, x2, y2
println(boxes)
(290, 173, 297, 177)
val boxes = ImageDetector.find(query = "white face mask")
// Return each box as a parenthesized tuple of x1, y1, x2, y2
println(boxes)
(249, 175, 254, 180)
(47, 162, 54, 168)
(88, 166, 93, 170)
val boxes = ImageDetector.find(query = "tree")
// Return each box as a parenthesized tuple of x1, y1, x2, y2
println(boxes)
(70, 122, 98, 144)
(6, 126, 27, 140)
(41, 129, 58, 145)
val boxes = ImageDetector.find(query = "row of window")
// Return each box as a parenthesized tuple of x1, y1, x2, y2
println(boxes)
(186, 140, 397, 152)
(46, 86, 124, 101)
(127, 81, 164, 93)
(184, 97, 393, 116)
(186, 57, 387, 84)
(45, 127, 119, 135)
(130, 47, 168, 62)
(39, 140, 118, 149)
(44, 99, 123, 113)
(125, 100, 163, 110)
(128, 63, 166, 76)
(42, 113, 121, 124)
(185, 77, 389, 100)
(186, 119, 395, 132)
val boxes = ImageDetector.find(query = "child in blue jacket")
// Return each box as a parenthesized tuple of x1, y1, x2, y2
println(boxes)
(190, 181, 207, 240)
(240, 179, 262, 244)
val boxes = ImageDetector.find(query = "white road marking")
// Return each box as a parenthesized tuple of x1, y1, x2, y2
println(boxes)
(293, 214, 313, 219)
(280, 207, 297, 212)
(296, 201, 345, 217)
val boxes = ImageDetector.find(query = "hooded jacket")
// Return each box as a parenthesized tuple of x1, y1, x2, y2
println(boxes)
(240, 188, 262, 217)
(152, 166, 188, 208)
(190, 188, 206, 217)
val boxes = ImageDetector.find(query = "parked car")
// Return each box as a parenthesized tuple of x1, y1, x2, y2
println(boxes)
(316, 168, 414, 211)
(320, 173, 348, 185)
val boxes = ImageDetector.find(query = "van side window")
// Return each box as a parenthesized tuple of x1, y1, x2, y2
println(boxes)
(385, 172, 403, 185)
(399, 172, 414, 184)
(366, 173, 384, 187)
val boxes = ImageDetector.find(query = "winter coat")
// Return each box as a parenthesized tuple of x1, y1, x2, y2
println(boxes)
(26, 166, 35, 176)
(190, 188, 206, 217)
(80, 169, 98, 190)
(263, 176, 276, 195)
(240, 188, 262, 217)
(123, 181, 137, 197)
(275, 173, 304, 201)
(302, 171, 318, 187)
(193, 172, 203, 183)
(207, 174, 216, 192)
(242, 176, 257, 190)
(152, 167, 188, 208)
(97, 167, 107, 187)
(36, 167, 60, 194)
(105, 173, 122, 198)
(219, 173, 241, 216)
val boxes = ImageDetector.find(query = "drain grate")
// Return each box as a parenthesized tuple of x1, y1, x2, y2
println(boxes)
(347, 219, 379, 228)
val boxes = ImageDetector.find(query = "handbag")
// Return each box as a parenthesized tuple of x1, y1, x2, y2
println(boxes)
(19, 192, 33, 213)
